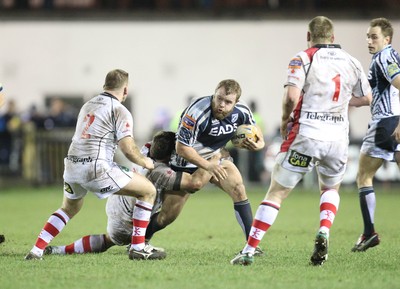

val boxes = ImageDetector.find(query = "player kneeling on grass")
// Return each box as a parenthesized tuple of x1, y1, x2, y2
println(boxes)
(44, 131, 219, 256)
(25, 69, 163, 261)
(230, 16, 372, 266)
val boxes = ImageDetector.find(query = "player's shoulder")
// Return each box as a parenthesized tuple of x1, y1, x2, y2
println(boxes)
(185, 95, 212, 119)
(376, 45, 399, 62)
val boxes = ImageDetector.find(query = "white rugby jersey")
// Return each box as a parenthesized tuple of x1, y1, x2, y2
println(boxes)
(67, 92, 133, 161)
(171, 95, 255, 169)
(368, 45, 400, 120)
(285, 44, 371, 141)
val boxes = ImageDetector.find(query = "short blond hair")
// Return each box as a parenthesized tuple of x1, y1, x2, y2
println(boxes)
(215, 79, 242, 101)
(308, 16, 334, 43)
(103, 69, 129, 90)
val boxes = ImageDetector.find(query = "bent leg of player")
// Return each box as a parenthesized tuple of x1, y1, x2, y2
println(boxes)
(212, 160, 253, 241)
(146, 190, 190, 242)
(117, 172, 166, 260)
(25, 183, 86, 260)
(45, 234, 113, 255)
(231, 156, 304, 266)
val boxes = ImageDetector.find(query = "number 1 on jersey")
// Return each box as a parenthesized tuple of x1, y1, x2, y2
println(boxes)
(332, 74, 341, 102)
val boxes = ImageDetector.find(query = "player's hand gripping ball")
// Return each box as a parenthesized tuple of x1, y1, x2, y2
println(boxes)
(231, 124, 259, 148)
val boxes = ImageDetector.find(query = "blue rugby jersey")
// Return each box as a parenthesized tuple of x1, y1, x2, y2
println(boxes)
(369, 45, 400, 120)
(171, 95, 255, 169)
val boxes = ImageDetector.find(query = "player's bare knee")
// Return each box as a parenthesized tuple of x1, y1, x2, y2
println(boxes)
(189, 179, 204, 192)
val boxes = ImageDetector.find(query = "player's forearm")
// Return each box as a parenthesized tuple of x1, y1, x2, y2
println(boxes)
(282, 86, 299, 121)
(176, 143, 210, 170)
(349, 93, 372, 107)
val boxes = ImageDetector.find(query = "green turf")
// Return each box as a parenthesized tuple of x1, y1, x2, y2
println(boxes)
(0, 184, 399, 289)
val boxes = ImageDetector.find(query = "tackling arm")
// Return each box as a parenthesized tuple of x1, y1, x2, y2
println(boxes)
(349, 92, 372, 107)
(118, 136, 154, 170)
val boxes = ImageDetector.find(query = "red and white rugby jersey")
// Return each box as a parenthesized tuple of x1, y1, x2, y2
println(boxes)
(68, 92, 133, 161)
(285, 44, 371, 141)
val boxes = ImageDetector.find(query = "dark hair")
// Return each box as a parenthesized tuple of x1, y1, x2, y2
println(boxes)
(150, 131, 176, 161)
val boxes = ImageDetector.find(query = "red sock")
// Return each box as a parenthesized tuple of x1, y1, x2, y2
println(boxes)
(65, 234, 107, 254)
(244, 200, 280, 254)
(319, 189, 340, 235)
(31, 209, 70, 256)
(131, 200, 152, 251)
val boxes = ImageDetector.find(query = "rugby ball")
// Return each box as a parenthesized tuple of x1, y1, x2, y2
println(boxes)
(231, 124, 258, 148)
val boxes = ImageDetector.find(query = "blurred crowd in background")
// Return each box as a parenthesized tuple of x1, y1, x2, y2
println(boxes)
(0, 0, 397, 16)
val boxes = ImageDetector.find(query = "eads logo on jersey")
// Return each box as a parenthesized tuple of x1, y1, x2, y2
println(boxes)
(208, 113, 239, 137)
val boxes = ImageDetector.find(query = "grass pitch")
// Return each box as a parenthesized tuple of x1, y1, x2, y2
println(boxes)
(0, 184, 399, 289)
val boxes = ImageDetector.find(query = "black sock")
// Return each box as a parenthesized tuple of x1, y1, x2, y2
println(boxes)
(145, 212, 166, 241)
(359, 186, 375, 236)
(234, 199, 253, 240)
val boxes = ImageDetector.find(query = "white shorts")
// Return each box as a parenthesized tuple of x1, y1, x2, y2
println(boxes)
(274, 134, 348, 188)
(360, 116, 400, 161)
(105, 162, 180, 245)
(63, 158, 133, 200)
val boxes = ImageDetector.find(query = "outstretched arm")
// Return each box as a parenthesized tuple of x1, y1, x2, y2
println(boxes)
(119, 136, 154, 170)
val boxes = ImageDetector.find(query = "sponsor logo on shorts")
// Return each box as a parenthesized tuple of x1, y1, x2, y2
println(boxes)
(288, 150, 311, 167)
(119, 165, 130, 173)
(67, 156, 93, 164)
(64, 182, 74, 194)
(100, 185, 113, 193)
(306, 112, 344, 123)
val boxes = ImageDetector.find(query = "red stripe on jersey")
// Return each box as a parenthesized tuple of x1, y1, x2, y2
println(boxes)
(320, 202, 337, 214)
(35, 238, 48, 250)
(52, 212, 67, 225)
(281, 95, 303, 152)
(304, 47, 319, 64)
(82, 236, 91, 252)
(65, 244, 75, 254)
(43, 222, 60, 237)
(261, 201, 280, 211)
(253, 219, 271, 231)
(133, 219, 149, 228)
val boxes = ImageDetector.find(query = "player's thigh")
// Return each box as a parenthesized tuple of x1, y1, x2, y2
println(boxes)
(213, 160, 247, 201)
(119, 172, 156, 199)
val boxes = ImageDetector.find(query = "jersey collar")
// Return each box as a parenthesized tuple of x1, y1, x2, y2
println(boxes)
(313, 44, 341, 49)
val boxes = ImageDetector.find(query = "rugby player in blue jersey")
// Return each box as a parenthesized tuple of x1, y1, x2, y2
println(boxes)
(164, 79, 265, 246)
(351, 18, 400, 252)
